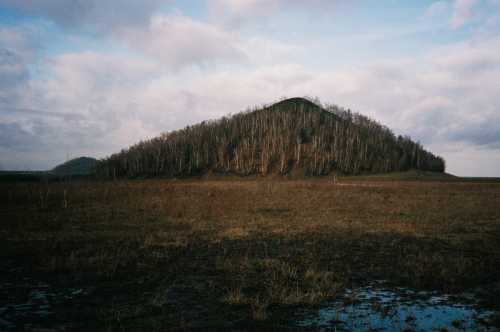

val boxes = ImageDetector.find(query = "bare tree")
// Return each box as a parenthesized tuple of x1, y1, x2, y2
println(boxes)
(96, 97, 445, 178)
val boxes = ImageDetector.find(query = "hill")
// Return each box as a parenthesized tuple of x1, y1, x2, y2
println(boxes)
(95, 97, 445, 178)
(51, 157, 98, 176)
(0, 170, 48, 182)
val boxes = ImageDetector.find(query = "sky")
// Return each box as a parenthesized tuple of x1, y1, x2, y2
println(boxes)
(0, 0, 499, 176)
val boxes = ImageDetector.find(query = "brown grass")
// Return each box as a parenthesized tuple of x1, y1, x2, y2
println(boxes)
(1, 177, 500, 330)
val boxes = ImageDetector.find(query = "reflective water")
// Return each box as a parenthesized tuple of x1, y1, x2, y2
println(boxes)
(298, 284, 499, 331)
(0, 279, 85, 331)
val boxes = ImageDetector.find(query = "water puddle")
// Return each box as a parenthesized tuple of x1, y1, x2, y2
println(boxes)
(297, 283, 499, 331)
(0, 278, 86, 331)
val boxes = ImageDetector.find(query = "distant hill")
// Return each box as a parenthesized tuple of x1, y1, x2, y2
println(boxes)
(0, 170, 48, 182)
(96, 97, 445, 178)
(51, 157, 98, 176)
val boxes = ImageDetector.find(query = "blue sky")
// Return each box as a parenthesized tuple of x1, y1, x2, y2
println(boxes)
(1, 0, 500, 176)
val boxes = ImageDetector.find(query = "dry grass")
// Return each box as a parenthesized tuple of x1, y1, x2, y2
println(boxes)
(1, 177, 500, 330)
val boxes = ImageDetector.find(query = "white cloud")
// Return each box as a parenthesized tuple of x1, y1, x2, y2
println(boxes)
(113, 12, 303, 69)
(211, 0, 279, 16)
(208, 0, 354, 26)
(117, 14, 247, 69)
(209, 0, 280, 25)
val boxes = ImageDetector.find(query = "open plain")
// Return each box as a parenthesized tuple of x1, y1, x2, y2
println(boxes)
(1, 174, 500, 331)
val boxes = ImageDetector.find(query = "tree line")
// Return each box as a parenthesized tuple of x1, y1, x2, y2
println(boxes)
(95, 97, 445, 178)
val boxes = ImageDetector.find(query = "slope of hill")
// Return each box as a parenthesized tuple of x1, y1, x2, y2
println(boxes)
(51, 157, 98, 176)
(340, 169, 457, 181)
(96, 98, 445, 178)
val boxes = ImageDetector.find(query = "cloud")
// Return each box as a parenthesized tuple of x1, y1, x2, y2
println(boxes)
(0, 0, 167, 31)
(118, 14, 247, 69)
(0, 48, 28, 101)
(209, 0, 354, 26)
(210, 0, 351, 14)
(325, 38, 500, 150)
(0, 2, 326, 70)
(114, 12, 303, 69)
(0, 50, 161, 170)
(1, 1, 500, 176)
(0, 26, 42, 109)
(425, 0, 482, 29)
(0, 13, 305, 169)
(433, 142, 500, 176)
(450, 0, 479, 28)
(3, 33, 500, 173)
(0, 122, 38, 151)
(425, 1, 450, 18)
(210, 0, 280, 21)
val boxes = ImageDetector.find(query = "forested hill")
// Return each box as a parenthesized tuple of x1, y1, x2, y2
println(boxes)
(95, 97, 445, 178)
(51, 157, 98, 176)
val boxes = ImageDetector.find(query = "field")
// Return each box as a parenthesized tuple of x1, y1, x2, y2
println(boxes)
(1, 175, 500, 331)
